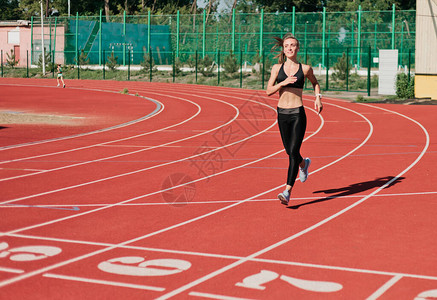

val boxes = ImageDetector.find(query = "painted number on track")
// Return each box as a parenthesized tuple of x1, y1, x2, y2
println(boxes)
(98, 256, 191, 276)
(236, 269, 343, 293)
(0, 242, 62, 262)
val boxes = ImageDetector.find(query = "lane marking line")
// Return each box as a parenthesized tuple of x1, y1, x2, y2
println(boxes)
(43, 273, 165, 291)
(366, 275, 403, 300)
(0, 267, 24, 274)
(1, 190, 435, 209)
(189, 291, 256, 300)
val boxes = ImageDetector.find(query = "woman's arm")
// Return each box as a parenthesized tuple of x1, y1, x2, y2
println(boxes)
(266, 64, 281, 96)
(306, 66, 323, 114)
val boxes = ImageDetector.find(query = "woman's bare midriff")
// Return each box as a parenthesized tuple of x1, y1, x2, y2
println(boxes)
(278, 87, 304, 108)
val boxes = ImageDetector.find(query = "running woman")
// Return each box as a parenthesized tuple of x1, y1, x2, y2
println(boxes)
(57, 64, 66, 88)
(266, 33, 323, 205)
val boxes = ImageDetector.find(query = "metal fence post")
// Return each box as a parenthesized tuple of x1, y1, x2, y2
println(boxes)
(128, 49, 130, 80)
(149, 47, 153, 82)
(202, 10, 206, 59)
(346, 47, 349, 91)
(176, 10, 180, 58)
(232, 9, 235, 53)
(325, 48, 329, 91)
(103, 49, 106, 79)
(172, 51, 175, 82)
(322, 7, 326, 67)
(195, 50, 198, 83)
(27, 50, 29, 78)
(357, 5, 362, 69)
(75, 12, 79, 68)
(392, 4, 396, 49)
(217, 50, 220, 85)
(367, 46, 371, 96)
(262, 50, 265, 90)
(259, 9, 264, 56)
(30, 16, 34, 65)
(99, 9, 102, 65)
(240, 50, 243, 88)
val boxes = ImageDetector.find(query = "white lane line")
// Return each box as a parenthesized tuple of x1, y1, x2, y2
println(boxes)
(43, 273, 165, 292)
(2, 190, 435, 209)
(0, 168, 46, 172)
(155, 101, 430, 300)
(0, 267, 24, 274)
(366, 275, 403, 300)
(189, 291, 256, 300)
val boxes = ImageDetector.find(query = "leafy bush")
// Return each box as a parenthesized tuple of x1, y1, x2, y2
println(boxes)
(199, 55, 215, 77)
(75, 49, 89, 68)
(396, 73, 414, 99)
(6, 49, 19, 68)
(223, 51, 239, 77)
(171, 57, 183, 76)
(106, 52, 118, 71)
(332, 52, 351, 81)
(140, 51, 156, 73)
(37, 51, 55, 72)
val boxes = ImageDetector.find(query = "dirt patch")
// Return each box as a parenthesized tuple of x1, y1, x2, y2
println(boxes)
(0, 111, 85, 125)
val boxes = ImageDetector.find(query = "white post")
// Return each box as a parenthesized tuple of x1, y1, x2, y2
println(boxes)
(40, 0, 45, 75)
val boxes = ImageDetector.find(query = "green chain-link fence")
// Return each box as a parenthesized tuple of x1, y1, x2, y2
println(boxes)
(2, 6, 415, 94)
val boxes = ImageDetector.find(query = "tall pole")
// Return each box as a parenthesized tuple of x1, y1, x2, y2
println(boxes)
(232, 9, 235, 53)
(202, 10, 206, 58)
(99, 9, 102, 65)
(259, 9, 264, 57)
(357, 5, 362, 69)
(40, 0, 45, 75)
(392, 4, 396, 49)
(30, 16, 34, 65)
(176, 10, 180, 58)
(123, 11, 126, 65)
(322, 7, 326, 67)
(53, 17, 57, 65)
(75, 12, 78, 67)
(148, 10, 151, 53)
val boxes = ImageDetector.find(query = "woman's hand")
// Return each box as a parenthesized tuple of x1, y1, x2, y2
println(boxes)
(280, 76, 298, 87)
(314, 97, 323, 115)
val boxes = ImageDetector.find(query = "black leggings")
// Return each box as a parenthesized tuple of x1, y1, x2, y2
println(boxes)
(277, 106, 307, 187)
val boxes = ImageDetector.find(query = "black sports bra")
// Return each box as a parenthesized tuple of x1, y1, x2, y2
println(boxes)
(276, 63, 304, 89)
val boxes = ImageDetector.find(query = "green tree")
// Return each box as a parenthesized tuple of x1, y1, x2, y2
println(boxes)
(332, 52, 351, 81)
(6, 49, 19, 68)
(0, 0, 21, 20)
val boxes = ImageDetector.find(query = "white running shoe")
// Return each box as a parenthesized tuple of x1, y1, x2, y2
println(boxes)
(277, 189, 290, 205)
(57, 84, 60, 87)
(299, 158, 311, 183)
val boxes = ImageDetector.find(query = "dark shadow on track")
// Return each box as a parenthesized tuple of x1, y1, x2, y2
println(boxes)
(288, 176, 405, 209)
(0, 126, 8, 130)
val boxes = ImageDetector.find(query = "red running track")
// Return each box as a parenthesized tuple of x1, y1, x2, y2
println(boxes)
(0, 78, 436, 299)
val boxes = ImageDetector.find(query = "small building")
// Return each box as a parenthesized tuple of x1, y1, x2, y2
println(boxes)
(0, 20, 65, 67)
